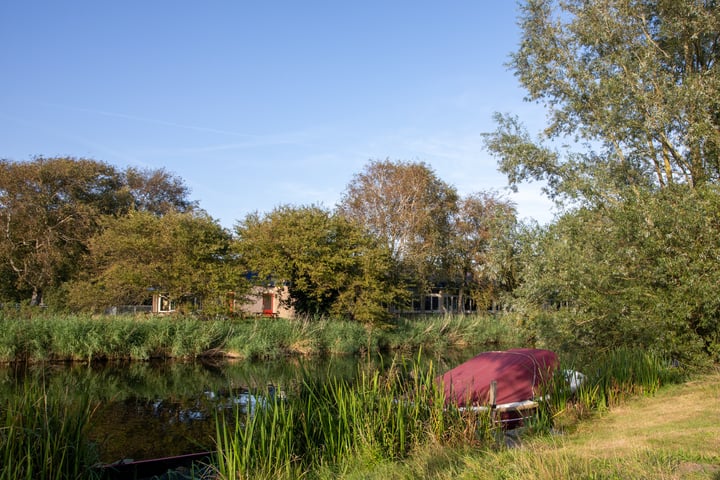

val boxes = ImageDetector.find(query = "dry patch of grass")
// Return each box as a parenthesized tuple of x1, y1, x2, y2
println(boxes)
(566, 373, 720, 462)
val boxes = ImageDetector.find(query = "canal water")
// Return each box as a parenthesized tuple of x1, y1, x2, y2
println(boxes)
(1, 352, 473, 463)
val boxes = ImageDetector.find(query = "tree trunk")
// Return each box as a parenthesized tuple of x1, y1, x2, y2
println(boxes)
(30, 287, 42, 307)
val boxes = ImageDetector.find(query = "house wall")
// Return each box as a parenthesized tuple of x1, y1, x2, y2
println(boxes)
(239, 286, 295, 318)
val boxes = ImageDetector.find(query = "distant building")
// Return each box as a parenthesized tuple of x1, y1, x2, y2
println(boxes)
(150, 285, 295, 318)
(234, 285, 295, 318)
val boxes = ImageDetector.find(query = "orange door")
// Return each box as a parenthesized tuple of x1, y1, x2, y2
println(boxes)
(262, 293, 274, 315)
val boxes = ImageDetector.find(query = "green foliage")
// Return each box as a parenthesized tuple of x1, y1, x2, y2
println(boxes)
(212, 348, 682, 479)
(214, 392, 301, 480)
(66, 210, 244, 314)
(450, 192, 520, 309)
(511, 185, 720, 364)
(235, 205, 405, 322)
(0, 312, 524, 363)
(337, 160, 520, 311)
(382, 314, 522, 355)
(1, 380, 100, 480)
(0, 158, 125, 306)
(541, 348, 685, 435)
(213, 357, 487, 480)
(485, 0, 720, 204)
(337, 159, 460, 289)
(0, 313, 238, 362)
(316, 318, 375, 356)
(223, 318, 319, 360)
(0, 157, 199, 307)
(122, 166, 196, 214)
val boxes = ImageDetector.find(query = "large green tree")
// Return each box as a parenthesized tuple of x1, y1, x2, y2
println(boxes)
(337, 160, 459, 291)
(235, 205, 404, 322)
(0, 157, 198, 306)
(0, 158, 125, 305)
(513, 186, 720, 363)
(66, 210, 242, 314)
(484, 0, 720, 205)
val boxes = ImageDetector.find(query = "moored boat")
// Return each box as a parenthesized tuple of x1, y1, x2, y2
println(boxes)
(438, 348, 559, 425)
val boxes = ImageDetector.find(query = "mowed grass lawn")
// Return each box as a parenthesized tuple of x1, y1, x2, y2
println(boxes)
(549, 373, 720, 479)
(330, 371, 720, 480)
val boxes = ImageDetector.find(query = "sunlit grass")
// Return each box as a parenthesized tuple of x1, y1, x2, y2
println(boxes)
(0, 312, 520, 363)
(302, 361, 713, 480)
(212, 355, 497, 480)
(457, 372, 720, 480)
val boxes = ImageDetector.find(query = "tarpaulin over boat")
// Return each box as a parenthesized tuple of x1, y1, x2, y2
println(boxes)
(439, 348, 558, 407)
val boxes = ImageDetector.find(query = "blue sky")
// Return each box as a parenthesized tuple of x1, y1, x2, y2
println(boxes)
(1, 1, 553, 229)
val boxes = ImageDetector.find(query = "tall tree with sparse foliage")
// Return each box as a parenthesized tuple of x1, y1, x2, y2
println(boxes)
(484, 0, 720, 206)
(337, 159, 459, 291)
(123, 166, 197, 215)
(448, 192, 519, 310)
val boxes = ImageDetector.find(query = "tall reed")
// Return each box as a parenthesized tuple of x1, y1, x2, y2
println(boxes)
(541, 347, 683, 428)
(1, 311, 522, 363)
(212, 355, 497, 479)
(214, 393, 300, 480)
(1, 379, 100, 480)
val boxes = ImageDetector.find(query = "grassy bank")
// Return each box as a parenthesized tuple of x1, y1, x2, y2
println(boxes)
(210, 348, 687, 479)
(0, 348, 701, 479)
(346, 370, 720, 480)
(0, 312, 520, 363)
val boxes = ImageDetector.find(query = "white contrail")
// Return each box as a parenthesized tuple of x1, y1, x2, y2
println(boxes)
(42, 102, 257, 138)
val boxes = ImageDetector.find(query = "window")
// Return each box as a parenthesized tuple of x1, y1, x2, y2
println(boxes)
(159, 295, 175, 313)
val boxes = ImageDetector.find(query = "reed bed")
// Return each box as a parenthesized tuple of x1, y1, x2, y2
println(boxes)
(0, 379, 100, 480)
(0, 343, 685, 479)
(0, 314, 236, 362)
(540, 347, 684, 430)
(381, 314, 523, 354)
(212, 348, 684, 479)
(0, 312, 518, 363)
(212, 356, 497, 480)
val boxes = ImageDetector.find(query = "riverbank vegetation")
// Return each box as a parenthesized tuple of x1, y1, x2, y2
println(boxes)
(0, 312, 520, 363)
(3, 0, 720, 477)
(2, 348, 702, 480)
(1, 0, 719, 364)
(334, 370, 720, 480)
(1, 381, 100, 480)
(211, 348, 687, 479)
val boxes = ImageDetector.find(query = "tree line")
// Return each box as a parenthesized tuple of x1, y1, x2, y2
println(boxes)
(2, 0, 719, 364)
(0, 157, 517, 322)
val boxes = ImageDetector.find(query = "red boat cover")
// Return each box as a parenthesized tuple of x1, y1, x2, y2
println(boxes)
(438, 348, 558, 407)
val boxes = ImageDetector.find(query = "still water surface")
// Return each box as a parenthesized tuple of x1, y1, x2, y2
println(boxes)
(1, 351, 473, 462)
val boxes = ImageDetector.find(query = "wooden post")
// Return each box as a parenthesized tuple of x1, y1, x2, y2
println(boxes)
(489, 380, 497, 423)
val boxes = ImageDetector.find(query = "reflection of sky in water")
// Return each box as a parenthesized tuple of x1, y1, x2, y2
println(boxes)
(1, 351, 472, 462)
